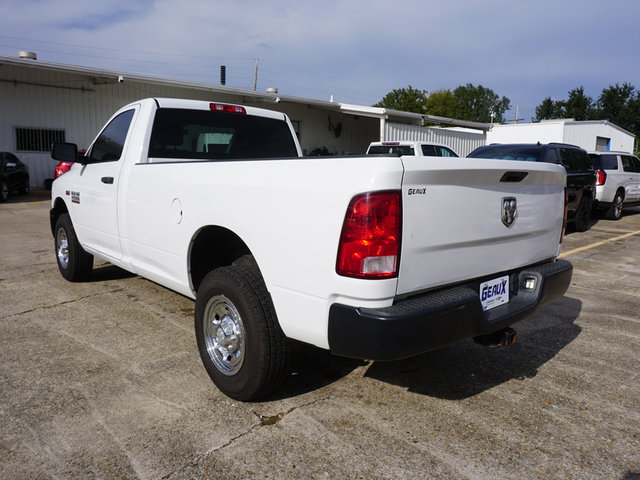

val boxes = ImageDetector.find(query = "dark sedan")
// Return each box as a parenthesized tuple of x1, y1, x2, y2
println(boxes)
(1, 152, 29, 202)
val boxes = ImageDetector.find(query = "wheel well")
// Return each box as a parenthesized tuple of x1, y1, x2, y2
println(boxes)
(189, 226, 253, 293)
(616, 187, 625, 199)
(49, 198, 69, 236)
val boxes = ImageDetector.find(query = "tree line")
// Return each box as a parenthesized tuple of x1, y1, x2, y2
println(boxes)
(375, 83, 640, 145)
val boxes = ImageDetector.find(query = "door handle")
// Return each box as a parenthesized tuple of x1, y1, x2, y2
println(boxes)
(101, 177, 114, 184)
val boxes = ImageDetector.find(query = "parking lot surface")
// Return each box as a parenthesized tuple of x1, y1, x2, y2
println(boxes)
(1, 192, 639, 480)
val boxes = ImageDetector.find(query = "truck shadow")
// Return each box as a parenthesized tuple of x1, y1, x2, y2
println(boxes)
(271, 296, 582, 401)
(363, 296, 582, 400)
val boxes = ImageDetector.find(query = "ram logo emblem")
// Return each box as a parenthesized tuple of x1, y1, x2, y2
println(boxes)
(502, 197, 517, 227)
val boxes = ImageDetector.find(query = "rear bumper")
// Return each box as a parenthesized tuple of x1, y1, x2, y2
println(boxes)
(328, 259, 572, 361)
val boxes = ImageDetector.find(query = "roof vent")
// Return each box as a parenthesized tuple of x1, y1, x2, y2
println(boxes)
(19, 51, 37, 60)
(266, 87, 278, 94)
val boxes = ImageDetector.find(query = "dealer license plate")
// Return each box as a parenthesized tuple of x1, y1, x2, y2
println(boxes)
(479, 275, 509, 311)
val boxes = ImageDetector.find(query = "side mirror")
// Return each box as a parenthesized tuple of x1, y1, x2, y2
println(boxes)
(52, 142, 81, 163)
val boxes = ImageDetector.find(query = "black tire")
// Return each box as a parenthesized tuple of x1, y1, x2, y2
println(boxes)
(21, 176, 29, 195)
(605, 191, 624, 220)
(574, 195, 592, 232)
(194, 264, 289, 401)
(0, 180, 8, 202)
(54, 213, 94, 281)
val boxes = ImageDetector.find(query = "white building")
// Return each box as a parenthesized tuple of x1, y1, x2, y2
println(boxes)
(487, 119, 635, 153)
(0, 53, 487, 188)
(4, 52, 633, 190)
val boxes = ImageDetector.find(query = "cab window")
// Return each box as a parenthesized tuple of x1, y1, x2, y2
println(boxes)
(89, 110, 135, 163)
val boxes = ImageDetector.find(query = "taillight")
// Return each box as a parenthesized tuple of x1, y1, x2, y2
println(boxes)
(595, 169, 607, 186)
(560, 187, 568, 244)
(210, 103, 246, 114)
(336, 191, 401, 279)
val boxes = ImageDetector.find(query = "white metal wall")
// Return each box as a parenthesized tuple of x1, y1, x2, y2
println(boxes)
(487, 121, 635, 153)
(563, 122, 634, 152)
(384, 122, 486, 156)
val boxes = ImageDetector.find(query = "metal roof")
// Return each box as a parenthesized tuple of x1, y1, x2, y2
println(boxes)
(0, 54, 491, 130)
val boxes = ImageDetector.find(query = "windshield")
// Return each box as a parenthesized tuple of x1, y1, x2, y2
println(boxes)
(469, 145, 543, 162)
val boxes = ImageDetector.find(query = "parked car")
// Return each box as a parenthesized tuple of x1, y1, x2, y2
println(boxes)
(54, 149, 85, 179)
(468, 143, 596, 232)
(0, 152, 29, 202)
(588, 151, 640, 220)
(54, 161, 73, 179)
(367, 141, 458, 157)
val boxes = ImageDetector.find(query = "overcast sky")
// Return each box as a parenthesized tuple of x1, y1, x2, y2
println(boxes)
(1, 0, 639, 122)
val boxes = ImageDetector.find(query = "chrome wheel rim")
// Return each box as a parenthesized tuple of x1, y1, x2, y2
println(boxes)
(56, 228, 69, 269)
(203, 295, 245, 376)
(613, 196, 623, 218)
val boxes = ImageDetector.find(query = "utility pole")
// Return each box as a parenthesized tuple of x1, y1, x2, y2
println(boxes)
(511, 106, 524, 124)
(253, 58, 259, 91)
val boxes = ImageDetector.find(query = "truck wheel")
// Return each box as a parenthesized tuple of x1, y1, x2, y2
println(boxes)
(54, 213, 94, 281)
(574, 196, 592, 232)
(605, 191, 624, 220)
(194, 265, 289, 401)
(0, 180, 8, 202)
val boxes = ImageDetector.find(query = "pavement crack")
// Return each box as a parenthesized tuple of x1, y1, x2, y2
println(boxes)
(161, 395, 341, 479)
(0, 288, 124, 320)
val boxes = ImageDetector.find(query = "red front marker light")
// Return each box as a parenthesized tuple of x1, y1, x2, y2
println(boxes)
(337, 191, 402, 279)
(210, 103, 246, 114)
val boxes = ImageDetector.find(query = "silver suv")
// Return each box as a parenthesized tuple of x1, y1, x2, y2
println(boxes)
(588, 151, 640, 220)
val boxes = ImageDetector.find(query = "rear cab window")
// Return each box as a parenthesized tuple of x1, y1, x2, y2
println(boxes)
(148, 108, 299, 160)
(368, 145, 415, 155)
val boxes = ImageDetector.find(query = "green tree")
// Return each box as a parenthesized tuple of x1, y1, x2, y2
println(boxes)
(373, 85, 429, 114)
(564, 87, 595, 121)
(533, 97, 564, 122)
(597, 83, 636, 126)
(423, 89, 458, 118)
(451, 83, 511, 123)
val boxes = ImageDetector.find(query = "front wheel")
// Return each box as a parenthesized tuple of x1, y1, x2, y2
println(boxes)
(54, 213, 94, 281)
(194, 265, 289, 401)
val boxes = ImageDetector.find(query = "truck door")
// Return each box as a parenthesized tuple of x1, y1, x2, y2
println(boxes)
(70, 107, 137, 261)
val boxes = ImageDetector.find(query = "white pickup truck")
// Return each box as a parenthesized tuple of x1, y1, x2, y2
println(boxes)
(367, 141, 458, 157)
(50, 98, 572, 400)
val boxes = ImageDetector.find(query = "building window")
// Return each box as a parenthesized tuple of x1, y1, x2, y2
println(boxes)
(15, 127, 65, 152)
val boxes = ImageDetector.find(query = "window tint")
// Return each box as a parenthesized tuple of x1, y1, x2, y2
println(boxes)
(571, 150, 591, 171)
(468, 145, 542, 162)
(149, 108, 299, 159)
(622, 155, 640, 173)
(559, 149, 578, 172)
(435, 146, 458, 157)
(368, 145, 415, 155)
(89, 110, 135, 163)
(544, 148, 560, 164)
(590, 154, 618, 170)
(421, 145, 437, 156)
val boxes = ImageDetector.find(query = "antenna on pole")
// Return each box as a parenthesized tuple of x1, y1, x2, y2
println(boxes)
(253, 58, 259, 91)
(507, 106, 525, 124)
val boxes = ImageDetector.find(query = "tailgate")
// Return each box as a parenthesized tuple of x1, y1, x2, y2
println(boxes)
(397, 156, 566, 296)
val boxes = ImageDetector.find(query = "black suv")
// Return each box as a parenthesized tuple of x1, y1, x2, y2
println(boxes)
(1, 152, 30, 202)
(468, 143, 596, 231)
